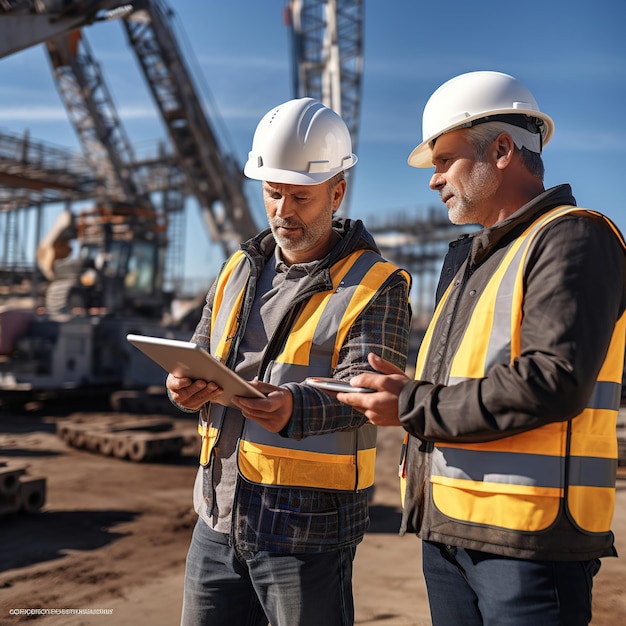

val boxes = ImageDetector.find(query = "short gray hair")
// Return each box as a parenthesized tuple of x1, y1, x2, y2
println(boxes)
(326, 170, 346, 200)
(464, 123, 545, 180)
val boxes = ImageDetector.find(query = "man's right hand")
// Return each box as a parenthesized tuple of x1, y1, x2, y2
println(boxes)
(166, 373, 224, 411)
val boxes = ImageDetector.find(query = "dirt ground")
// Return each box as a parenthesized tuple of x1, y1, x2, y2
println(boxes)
(0, 399, 625, 626)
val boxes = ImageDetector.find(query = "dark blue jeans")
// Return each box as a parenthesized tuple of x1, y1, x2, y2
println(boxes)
(422, 540, 601, 626)
(181, 518, 357, 626)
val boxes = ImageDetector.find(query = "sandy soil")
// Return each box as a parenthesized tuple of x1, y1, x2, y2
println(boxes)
(0, 400, 625, 626)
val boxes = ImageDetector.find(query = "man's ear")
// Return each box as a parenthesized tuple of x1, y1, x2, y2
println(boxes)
(331, 178, 347, 211)
(495, 133, 515, 169)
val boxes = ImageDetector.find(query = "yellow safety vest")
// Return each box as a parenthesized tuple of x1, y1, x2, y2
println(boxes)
(406, 206, 625, 534)
(199, 248, 410, 491)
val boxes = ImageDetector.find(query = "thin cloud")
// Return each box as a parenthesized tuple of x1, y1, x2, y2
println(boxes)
(0, 104, 160, 122)
(0, 106, 67, 121)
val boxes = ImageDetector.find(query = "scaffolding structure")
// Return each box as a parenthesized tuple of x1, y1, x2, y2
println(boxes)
(368, 207, 468, 323)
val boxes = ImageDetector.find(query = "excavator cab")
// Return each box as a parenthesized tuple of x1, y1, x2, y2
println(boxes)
(38, 204, 169, 318)
(0, 203, 174, 399)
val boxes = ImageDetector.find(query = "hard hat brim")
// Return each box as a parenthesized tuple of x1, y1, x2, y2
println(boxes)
(244, 155, 357, 185)
(407, 108, 555, 169)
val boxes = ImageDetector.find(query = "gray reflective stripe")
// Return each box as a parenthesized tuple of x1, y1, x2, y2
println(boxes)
(447, 376, 471, 386)
(433, 446, 617, 489)
(588, 380, 622, 410)
(568, 456, 618, 488)
(483, 246, 521, 374)
(244, 419, 365, 454)
(307, 252, 391, 372)
(484, 209, 576, 375)
(357, 422, 377, 450)
(433, 446, 564, 488)
(210, 254, 250, 355)
(447, 379, 621, 412)
(447, 380, 621, 411)
(270, 362, 316, 384)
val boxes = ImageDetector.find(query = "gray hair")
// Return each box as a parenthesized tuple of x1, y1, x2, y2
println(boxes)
(464, 123, 545, 180)
(327, 170, 346, 200)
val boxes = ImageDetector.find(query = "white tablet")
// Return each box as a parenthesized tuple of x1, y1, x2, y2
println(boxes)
(127, 334, 265, 407)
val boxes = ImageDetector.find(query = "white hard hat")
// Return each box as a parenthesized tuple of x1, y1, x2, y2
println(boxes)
(244, 97, 357, 185)
(408, 71, 555, 168)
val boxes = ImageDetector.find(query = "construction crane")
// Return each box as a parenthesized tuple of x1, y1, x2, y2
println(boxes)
(0, 0, 259, 268)
(285, 0, 363, 212)
(0, 0, 261, 403)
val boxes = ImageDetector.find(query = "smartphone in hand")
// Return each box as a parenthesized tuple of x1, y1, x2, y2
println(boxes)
(304, 377, 375, 394)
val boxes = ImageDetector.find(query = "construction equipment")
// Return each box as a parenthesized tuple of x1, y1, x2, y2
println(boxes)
(0, 199, 184, 403)
(0, 0, 260, 406)
(286, 0, 363, 213)
(0, 0, 370, 407)
(0, 0, 133, 59)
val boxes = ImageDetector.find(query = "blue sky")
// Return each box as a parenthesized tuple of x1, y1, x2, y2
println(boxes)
(1, 0, 624, 289)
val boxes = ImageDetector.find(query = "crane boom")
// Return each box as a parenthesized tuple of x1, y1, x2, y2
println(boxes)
(45, 31, 142, 204)
(123, 0, 259, 255)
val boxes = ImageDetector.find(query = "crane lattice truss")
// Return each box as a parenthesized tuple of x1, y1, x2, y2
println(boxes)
(287, 0, 363, 158)
(123, 0, 259, 255)
(46, 31, 142, 203)
(44, 27, 186, 289)
(0, 0, 260, 290)
(1, 0, 363, 272)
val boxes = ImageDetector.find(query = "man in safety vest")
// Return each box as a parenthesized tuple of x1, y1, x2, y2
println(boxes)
(166, 97, 412, 626)
(337, 71, 626, 625)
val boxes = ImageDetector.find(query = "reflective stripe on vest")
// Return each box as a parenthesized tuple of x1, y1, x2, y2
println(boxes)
(203, 248, 409, 491)
(411, 206, 625, 533)
(211, 250, 249, 362)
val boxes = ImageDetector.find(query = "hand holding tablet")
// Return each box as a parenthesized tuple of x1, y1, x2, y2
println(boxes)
(127, 334, 265, 407)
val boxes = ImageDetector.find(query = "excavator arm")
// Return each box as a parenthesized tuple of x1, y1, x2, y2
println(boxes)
(0, 0, 131, 59)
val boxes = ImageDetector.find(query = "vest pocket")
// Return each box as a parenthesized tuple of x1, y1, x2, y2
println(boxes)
(238, 440, 359, 491)
(431, 477, 561, 532)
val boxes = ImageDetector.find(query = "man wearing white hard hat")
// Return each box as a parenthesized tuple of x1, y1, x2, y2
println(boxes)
(167, 97, 411, 626)
(337, 71, 626, 625)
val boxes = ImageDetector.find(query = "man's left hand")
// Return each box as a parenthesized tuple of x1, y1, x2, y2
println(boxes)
(232, 381, 293, 432)
(336, 352, 408, 426)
